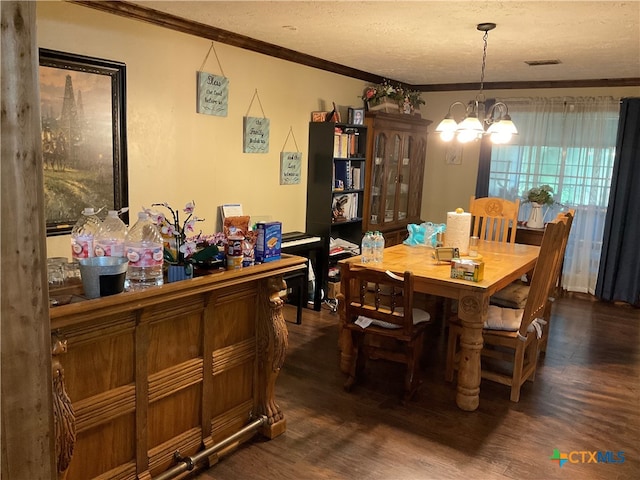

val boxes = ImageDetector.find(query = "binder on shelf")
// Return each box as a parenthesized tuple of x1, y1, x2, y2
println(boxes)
(352, 167, 361, 189)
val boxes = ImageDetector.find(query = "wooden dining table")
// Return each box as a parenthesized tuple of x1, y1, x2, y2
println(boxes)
(338, 241, 541, 411)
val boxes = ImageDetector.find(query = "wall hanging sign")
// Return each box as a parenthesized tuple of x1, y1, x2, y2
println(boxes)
(196, 42, 229, 116)
(243, 89, 270, 153)
(280, 127, 302, 185)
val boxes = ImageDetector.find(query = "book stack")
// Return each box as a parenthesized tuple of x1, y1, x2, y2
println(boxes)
(333, 127, 360, 158)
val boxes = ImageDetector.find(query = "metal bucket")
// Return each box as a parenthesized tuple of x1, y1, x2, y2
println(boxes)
(78, 256, 129, 299)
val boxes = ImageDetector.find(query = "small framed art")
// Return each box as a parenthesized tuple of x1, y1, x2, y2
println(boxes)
(348, 107, 365, 125)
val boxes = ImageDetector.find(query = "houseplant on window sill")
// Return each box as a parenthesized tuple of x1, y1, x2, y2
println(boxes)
(361, 81, 425, 115)
(523, 185, 556, 228)
(147, 201, 220, 282)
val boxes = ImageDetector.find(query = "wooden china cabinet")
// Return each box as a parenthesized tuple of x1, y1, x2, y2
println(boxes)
(362, 111, 432, 246)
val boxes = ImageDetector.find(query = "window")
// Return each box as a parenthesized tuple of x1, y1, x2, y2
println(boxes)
(486, 97, 620, 293)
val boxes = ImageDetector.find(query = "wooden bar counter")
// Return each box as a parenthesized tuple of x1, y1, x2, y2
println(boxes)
(49, 255, 306, 480)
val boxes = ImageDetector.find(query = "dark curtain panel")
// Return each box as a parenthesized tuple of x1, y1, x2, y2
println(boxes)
(595, 97, 640, 306)
(476, 137, 492, 198)
(475, 99, 495, 198)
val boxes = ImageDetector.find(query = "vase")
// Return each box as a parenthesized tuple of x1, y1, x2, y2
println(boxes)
(166, 263, 194, 283)
(527, 202, 545, 229)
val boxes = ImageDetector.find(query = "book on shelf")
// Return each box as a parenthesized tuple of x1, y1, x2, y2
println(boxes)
(333, 127, 361, 158)
(351, 167, 361, 190)
(333, 161, 351, 190)
(331, 193, 358, 222)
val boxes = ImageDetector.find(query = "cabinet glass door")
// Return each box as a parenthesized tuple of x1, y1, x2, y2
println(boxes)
(397, 135, 412, 223)
(384, 134, 401, 224)
(407, 135, 426, 219)
(369, 132, 387, 227)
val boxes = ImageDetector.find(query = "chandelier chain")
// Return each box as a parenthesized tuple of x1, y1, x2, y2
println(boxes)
(479, 30, 489, 93)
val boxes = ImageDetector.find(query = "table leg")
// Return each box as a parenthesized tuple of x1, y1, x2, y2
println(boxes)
(455, 292, 487, 411)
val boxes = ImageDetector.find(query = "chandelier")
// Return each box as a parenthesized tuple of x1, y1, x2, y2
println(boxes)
(435, 23, 517, 144)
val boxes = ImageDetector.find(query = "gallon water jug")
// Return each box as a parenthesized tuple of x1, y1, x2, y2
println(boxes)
(71, 207, 102, 262)
(95, 210, 127, 257)
(124, 211, 164, 290)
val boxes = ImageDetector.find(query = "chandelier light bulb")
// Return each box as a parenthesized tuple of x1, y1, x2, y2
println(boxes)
(440, 130, 455, 142)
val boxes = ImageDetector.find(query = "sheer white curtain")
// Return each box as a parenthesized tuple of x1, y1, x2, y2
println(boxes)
(488, 96, 620, 294)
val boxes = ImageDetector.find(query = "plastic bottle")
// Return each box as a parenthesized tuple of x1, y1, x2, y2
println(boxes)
(124, 211, 164, 290)
(361, 231, 373, 263)
(70, 207, 102, 262)
(373, 231, 385, 263)
(94, 210, 127, 257)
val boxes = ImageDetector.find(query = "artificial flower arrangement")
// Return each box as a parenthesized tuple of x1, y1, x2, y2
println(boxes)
(147, 201, 220, 266)
(523, 185, 557, 206)
(361, 80, 426, 110)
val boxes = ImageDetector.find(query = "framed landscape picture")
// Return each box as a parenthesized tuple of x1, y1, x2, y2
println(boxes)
(39, 48, 129, 235)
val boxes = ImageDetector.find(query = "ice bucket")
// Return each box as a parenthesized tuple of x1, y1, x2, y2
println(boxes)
(78, 257, 129, 299)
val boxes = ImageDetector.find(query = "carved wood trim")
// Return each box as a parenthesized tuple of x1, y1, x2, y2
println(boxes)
(212, 338, 256, 375)
(210, 400, 254, 439)
(254, 276, 288, 436)
(74, 384, 136, 433)
(147, 426, 202, 474)
(148, 358, 204, 403)
(52, 335, 75, 480)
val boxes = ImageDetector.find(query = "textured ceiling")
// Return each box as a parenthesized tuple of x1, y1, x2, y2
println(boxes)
(126, 1, 640, 86)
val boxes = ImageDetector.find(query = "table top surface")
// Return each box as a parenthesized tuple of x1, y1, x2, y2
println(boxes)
(342, 242, 540, 298)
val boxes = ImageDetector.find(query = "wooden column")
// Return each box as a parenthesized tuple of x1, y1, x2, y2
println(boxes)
(1, 2, 56, 478)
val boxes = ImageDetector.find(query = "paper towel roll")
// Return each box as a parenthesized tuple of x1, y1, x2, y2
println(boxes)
(446, 211, 472, 255)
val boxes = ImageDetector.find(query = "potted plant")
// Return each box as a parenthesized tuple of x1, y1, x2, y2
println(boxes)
(523, 185, 556, 228)
(147, 201, 219, 281)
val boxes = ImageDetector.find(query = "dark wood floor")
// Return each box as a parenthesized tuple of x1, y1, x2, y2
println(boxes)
(193, 296, 639, 480)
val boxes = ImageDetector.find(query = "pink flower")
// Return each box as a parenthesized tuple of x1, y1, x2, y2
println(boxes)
(179, 240, 198, 257)
(183, 201, 195, 214)
(184, 218, 198, 234)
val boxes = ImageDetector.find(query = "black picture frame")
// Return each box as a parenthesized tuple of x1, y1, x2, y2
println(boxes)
(39, 48, 128, 236)
(348, 107, 365, 125)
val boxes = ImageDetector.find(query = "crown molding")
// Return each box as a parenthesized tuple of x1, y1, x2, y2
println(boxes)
(69, 1, 640, 92)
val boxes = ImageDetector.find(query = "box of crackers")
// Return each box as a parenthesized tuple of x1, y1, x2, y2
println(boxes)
(255, 221, 282, 263)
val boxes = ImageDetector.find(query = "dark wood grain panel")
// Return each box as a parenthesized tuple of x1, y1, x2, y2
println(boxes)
(68, 413, 135, 480)
(64, 332, 135, 400)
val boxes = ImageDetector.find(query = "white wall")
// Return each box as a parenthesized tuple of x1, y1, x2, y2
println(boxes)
(38, 2, 640, 257)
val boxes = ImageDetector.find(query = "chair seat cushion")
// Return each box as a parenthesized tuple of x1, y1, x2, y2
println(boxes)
(357, 308, 431, 329)
(491, 282, 529, 309)
(484, 305, 524, 331)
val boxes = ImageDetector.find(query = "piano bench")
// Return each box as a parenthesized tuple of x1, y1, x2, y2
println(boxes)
(283, 269, 307, 325)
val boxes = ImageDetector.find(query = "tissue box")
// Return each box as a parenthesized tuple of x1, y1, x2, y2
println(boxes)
(451, 258, 484, 282)
(255, 221, 282, 263)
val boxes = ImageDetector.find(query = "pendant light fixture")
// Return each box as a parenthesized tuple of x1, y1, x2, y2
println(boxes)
(435, 23, 517, 144)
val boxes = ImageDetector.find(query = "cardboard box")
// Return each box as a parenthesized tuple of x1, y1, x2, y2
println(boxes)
(451, 258, 485, 282)
(255, 221, 282, 263)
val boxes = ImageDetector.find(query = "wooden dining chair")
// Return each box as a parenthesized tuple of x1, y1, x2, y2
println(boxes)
(490, 209, 575, 353)
(445, 213, 570, 402)
(338, 263, 433, 402)
(469, 196, 521, 244)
